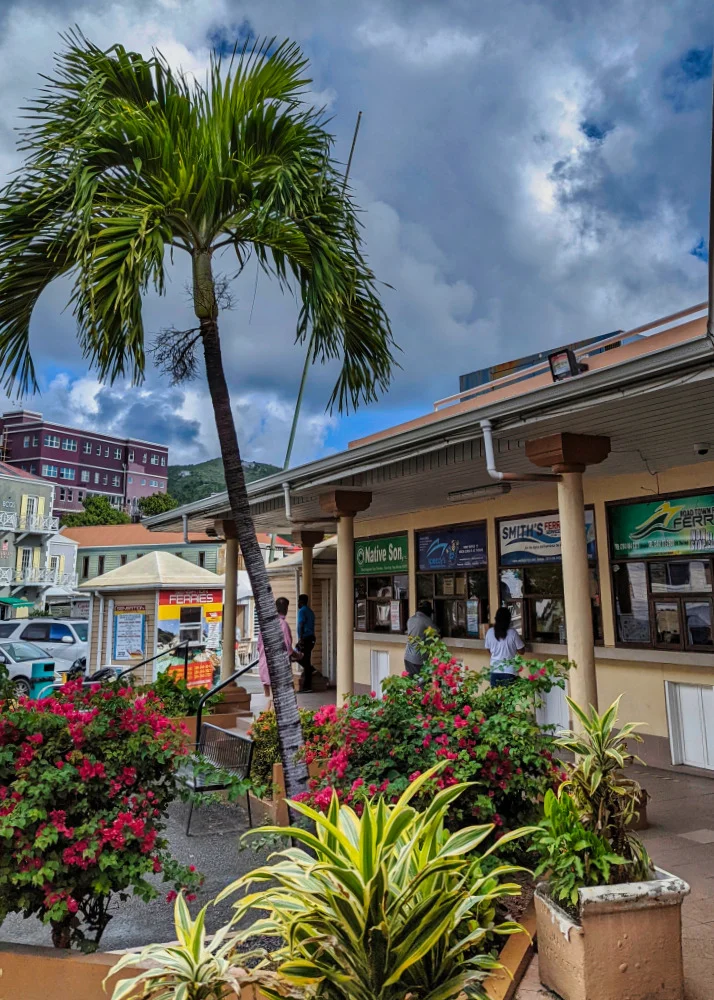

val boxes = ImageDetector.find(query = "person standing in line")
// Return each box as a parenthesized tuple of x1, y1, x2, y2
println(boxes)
(404, 601, 437, 677)
(257, 596, 296, 700)
(297, 593, 316, 692)
(485, 606, 525, 687)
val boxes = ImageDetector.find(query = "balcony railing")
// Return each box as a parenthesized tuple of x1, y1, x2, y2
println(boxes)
(0, 567, 78, 587)
(0, 512, 59, 533)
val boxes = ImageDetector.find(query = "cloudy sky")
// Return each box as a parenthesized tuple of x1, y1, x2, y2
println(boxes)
(0, 0, 711, 467)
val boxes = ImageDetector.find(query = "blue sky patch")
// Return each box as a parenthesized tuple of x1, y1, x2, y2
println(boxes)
(580, 119, 614, 142)
(663, 46, 713, 110)
(207, 21, 256, 58)
(690, 238, 709, 262)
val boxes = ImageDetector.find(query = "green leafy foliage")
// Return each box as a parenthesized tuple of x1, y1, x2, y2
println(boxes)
(557, 696, 650, 880)
(532, 790, 627, 909)
(106, 893, 302, 1000)
(220, 764, 533, 1000)
(136, 493, 179, 516)
(60, 494, 130, 527)
(0, 680, 202, 950)
(139, 669, 223, 718)
(248, 707, 327, 798)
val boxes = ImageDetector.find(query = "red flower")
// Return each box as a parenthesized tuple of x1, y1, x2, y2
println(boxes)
(166, 890, 178, 903)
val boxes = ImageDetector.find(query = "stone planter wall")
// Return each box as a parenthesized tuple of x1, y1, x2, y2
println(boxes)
(535, 868, 689, 1000)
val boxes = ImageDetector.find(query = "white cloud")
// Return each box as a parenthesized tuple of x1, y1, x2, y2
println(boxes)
(356, 17, 481, 65)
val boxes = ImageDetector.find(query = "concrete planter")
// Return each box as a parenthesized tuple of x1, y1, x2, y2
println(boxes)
(535, 868, 690, 1000)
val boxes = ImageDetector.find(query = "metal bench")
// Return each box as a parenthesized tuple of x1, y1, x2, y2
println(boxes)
(184, 723, 254, 836)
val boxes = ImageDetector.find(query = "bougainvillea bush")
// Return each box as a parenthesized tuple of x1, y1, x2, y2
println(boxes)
(298, 645, 570, 834)
(0, 681, 202, 950)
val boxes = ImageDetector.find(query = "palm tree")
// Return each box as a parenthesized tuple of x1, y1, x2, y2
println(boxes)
(0, 33, 395, 798)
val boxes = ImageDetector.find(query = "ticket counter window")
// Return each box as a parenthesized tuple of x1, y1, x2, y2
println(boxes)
(613, 558, 714, 650)
(498, 563, 602, 644)
(354, 573, 409, 633)
(416, 569, 488, 638)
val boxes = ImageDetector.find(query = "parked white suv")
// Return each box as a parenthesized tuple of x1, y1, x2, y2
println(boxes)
(0, 618, 88, 665)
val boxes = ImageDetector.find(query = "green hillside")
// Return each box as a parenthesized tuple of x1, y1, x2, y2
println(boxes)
(167, 457, 280, 505)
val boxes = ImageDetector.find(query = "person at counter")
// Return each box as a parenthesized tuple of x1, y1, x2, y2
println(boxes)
(485, 607, 525, 687)
(404, 601, 437, 677)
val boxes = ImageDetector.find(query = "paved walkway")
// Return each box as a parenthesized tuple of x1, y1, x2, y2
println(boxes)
(516, 764, 714, 999)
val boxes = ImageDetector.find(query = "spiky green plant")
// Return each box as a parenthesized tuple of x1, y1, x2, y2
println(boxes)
(218, 764, 535, 1000)
(557, 696, 650, 879)
(105, 893, 301, 1000)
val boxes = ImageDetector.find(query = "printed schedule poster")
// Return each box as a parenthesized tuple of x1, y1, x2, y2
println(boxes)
(113, 606, 146, 660)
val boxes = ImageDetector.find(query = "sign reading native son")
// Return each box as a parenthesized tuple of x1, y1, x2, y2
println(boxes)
(354, 534, 408, 576)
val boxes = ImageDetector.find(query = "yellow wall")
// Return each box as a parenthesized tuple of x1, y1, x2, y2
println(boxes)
(351, 458, 714, 744)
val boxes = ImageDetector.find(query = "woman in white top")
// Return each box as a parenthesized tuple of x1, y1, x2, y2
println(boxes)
(484, 607, 525, 687)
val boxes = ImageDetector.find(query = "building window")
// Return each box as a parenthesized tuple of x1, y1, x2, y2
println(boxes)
(128, 475, 133, 484)
(135, 552, 144, 558)
(354, 534, 409, 633)
(128, 450, 134, 462)
(198, 550, 206, 568)
(23, 434, 30, 447)
(179, 606, 202, 644)
(112, 475, 121, 486)
(61, 438, 77, 451)
(59, 467, 75, 480)
(44, 434, 59, 448)
(83, 441, 92, 454)
(498, 510, 601, 644)
(59, 487, 66, 501)
(42, 464, 58, 477)
(97, 555, 105, 575)
(103, 446, 108, 457)
(78, 491, 84, 501)
(120, 554, 128, 565)
(142, 452, 147, 463)
(96, 444, 101, 455)
(32, 435, 38, 446)
(94, 472, 100, 483)
(149, 479, 159, 487)
(102, 474, 108, 485)
(67, 489, 73, 501)
(82, 556, 89, 578)
(141, 479, 146, 486)
(114, 447, 122, 460)
(416, 524, 489, 638)
(29, 464, 36, 475)
(609, 494, 714, 651)
(81, 469, 90, 483)
(150, 454, 159, 465)
(161, 456, 166, 466)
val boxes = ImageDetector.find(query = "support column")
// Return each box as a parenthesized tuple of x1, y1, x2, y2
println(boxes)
(526, 432, 610, 713)
(336, 515, 354, 704)
(219, 522, 238, 681)
(558, 471, 597, 710)
(319, 491, 372, 705)
(292, 530, 324, 605)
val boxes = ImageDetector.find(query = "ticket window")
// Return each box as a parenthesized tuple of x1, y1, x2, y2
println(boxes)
(178, 606, 202, 645)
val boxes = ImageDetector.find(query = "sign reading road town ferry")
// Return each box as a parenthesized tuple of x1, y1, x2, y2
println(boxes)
(500, 510, 596, 564)
(609, 494, 714, 558)
(354, 534, 408, 576)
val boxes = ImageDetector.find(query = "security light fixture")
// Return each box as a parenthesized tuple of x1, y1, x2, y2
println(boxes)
(548, 348, 589, 382)
(447, 483, 512, 503)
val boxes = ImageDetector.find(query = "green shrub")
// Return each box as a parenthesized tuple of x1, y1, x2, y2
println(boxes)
(248, 708, 323, 798)
(532, 790, 627, 909)
(139, 670, 223, 719)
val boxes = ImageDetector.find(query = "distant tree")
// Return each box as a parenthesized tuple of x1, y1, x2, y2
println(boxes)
(137, 493, 180, 517)
(61, 495, 131, 527)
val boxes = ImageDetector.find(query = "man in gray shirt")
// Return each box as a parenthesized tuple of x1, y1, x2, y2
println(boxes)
(404, 601, 437, 677)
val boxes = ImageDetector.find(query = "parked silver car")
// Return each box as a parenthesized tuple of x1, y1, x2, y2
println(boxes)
(0, 640, 56, 697)
(0, 618, 88, 665)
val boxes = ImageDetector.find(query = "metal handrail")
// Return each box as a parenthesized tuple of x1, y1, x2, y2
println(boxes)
(116, 640, 192, 681)
(194, 657, 259, 738)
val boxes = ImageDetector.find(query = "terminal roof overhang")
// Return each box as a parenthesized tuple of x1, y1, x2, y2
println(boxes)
(144, 309, 714, 536)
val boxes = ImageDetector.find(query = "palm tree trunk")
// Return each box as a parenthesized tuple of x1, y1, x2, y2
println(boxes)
(195, 282, 307, 801)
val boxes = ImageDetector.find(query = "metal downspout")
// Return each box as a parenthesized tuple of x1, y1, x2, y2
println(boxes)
(480, 419, 560, 482)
